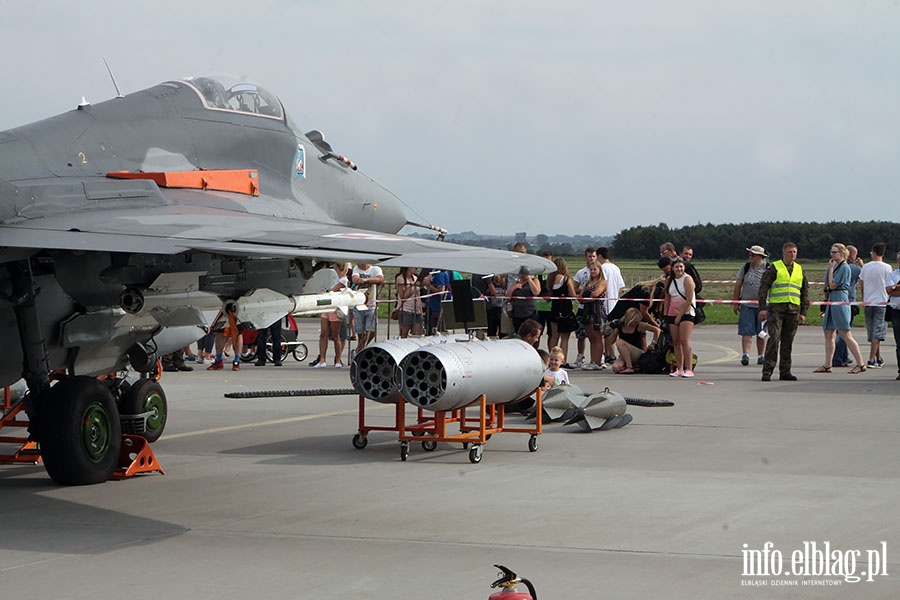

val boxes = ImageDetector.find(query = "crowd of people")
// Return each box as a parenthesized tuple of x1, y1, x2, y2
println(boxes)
(161, 241, 900, 386)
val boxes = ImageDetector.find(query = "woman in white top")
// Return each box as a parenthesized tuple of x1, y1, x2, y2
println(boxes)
(663, 257, 697, 378)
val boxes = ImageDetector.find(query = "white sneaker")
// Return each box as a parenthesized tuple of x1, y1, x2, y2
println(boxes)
(313, 362, 327, 368)
(669, 369, 684, 377)
(334, 363, 343, 368)
(581, 363, 601, 371)
(682, 370, 695, 378)
(598, 362, 609, 370)
(575, 354, 585, 367)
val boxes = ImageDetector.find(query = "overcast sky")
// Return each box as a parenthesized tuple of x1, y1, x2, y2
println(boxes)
(2, 1, 898, 236)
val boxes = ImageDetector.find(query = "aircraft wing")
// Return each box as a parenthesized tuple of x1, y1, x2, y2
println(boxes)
(0, 179, 554, 274)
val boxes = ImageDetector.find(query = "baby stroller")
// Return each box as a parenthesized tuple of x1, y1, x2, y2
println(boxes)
(239, 315, 309, 363)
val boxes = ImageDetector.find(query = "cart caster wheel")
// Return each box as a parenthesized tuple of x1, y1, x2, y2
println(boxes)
(422, 440, 437, 452)
(352, 433, 368, 449)
(461, 442, 469, 450)
(528, 434, 539, 452)
(400, 441, 409, 461)
(411, 430, 424, 437)
(468, 445, 483, 464)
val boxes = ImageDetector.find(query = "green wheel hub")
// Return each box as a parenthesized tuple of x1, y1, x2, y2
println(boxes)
(143, 390, 165, 436)
(82, 401, 114, 464)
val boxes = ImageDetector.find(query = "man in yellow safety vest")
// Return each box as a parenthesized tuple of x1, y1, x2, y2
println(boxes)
(757, 242, 810, 381)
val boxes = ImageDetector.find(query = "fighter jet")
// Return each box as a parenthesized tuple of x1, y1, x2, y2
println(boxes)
(0, 75, 553, 485)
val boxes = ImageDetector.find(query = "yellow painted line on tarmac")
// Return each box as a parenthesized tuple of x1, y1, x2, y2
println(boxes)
(696, 342, 741, 365)
(164, 405, 391, 440)
(699, 343, 823, 366)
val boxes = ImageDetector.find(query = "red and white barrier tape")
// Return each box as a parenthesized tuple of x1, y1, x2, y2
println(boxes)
(375, 291, 896, 308)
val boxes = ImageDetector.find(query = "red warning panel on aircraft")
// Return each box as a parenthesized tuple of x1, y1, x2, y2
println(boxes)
(107, 169, 260, 196)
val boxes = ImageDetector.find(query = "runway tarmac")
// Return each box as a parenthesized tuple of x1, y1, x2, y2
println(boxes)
(1, 324, 898, 599)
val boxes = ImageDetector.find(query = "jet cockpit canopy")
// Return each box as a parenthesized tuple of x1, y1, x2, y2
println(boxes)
(181, 76, 284, 120)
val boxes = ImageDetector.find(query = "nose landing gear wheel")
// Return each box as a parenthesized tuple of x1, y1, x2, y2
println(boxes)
(119, 379, 167, 443)
(468, 444, 483, 464)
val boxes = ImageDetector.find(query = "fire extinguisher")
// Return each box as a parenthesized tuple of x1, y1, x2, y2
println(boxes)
(488, 564, 537, 600)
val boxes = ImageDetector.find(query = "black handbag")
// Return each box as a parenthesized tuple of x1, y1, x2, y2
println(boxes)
(674, 281, 705, 324)
(694, 296, 707, 324)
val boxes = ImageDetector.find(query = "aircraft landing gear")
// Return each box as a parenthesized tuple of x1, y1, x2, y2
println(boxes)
(40, 377, 121, 485)
(10, 259, 123, 485)
(119, 378, 167, 443)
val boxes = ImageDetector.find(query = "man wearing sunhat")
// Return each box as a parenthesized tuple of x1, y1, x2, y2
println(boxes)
(732, 245, 770, 366)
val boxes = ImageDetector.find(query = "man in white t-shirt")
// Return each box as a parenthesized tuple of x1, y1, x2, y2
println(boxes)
(351, 263, 384, 354)
(859, 242, 893, 368)
(597, 247, 625, 364)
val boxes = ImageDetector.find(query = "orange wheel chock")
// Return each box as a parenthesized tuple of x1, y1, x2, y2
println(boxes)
(112, 434, 166, 480)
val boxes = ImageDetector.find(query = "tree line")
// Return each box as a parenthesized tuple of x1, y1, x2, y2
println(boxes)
(609, 221, 900, 260)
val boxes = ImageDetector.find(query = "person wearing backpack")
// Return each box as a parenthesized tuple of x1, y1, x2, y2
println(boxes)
(732, 245, 769, 366)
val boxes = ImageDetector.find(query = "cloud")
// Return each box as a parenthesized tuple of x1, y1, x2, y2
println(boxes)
(3, 0, 900, 233)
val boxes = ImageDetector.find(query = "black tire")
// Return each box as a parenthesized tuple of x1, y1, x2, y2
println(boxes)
(422, 439, 437, 452)
(291, 342, 308, 362)
(468, 445, 483, 464)
(400, 441, 409, 461)
(40, 377, 121, 486)
(528, 435, 539, 452)
(119, 379, 167, 443)
(240, 345, 258, 363)
(352, 433, 368, 449)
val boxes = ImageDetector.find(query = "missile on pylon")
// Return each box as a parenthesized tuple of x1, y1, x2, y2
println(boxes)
(293, 288, 367, 317)
(350, 336, 448, 403)
(399, 338, 544, 412)
(563, 387, 632, 432)
(233, 287, 366, 329)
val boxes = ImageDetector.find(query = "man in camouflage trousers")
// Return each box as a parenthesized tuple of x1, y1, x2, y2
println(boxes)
(757, 242, 810, 381)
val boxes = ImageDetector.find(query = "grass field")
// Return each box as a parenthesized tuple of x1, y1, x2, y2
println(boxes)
(608, 259, 830, 327)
